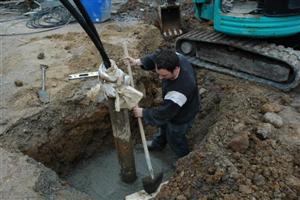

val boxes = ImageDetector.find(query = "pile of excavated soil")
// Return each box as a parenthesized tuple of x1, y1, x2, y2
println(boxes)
(154, 71, 300, 200)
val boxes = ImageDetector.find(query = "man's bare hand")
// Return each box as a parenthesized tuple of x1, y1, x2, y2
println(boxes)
(133, 106, 143, 118)
(123, 56, 141, 67)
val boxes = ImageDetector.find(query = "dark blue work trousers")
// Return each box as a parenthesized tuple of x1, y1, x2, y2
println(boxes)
(151, 120, 194, 158)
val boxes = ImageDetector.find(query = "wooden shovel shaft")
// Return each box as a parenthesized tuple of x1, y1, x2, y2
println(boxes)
(123, 42, 155, 179)
(138, 117, 155, 179)
(123, 42, 135, 88)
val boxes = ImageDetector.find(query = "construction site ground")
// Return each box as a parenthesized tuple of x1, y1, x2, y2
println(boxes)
(1, 0, 300, 200)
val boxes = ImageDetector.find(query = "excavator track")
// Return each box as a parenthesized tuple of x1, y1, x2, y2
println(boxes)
(176, 29, 300, 91)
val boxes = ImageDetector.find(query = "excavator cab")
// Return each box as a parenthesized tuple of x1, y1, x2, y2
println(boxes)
(194, 0, 300, 37)
(156, 0, 182, 37)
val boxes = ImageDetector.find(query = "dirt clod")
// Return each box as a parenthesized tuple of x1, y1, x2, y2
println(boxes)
(228, 132, 250, 153)
(261, 102, 283, 113)
(37, 52, 45, 59)
(14, 80, 23, 87)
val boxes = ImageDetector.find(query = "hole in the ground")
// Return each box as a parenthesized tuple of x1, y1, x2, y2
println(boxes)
(0, 70, 221, 199)
(0, 76, 188, 199)
(67, 146, 174, 200)
(0, 100, 175, 199)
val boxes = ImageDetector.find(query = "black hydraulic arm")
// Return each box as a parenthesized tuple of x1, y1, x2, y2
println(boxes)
(59, 0, 111, 68)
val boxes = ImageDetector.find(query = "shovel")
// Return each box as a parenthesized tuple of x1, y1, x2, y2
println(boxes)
(123, 42, 163, 194)
(38, 64, 50, 103)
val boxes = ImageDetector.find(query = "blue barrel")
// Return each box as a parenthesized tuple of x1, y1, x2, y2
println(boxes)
(81, 0, 111, 23)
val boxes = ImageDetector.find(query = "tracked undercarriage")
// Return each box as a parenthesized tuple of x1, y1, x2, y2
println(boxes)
(176, 29, 300, 91)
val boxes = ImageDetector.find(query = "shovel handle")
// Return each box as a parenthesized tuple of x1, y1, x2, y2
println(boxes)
(123, 42, 155, 179)
(123, 42, 135, 87)
(40, 64, 48, 91)
(138, 117, 155, 179)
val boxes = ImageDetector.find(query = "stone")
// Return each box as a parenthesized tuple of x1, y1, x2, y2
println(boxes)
(233, 123, 246, 134)
(205, 168, 225, 184)
(177, 195, 187, 200)
(286, 176, 300, 193)
(183, 188, 192, 199)
(295, 106, 300, 113)
(239, 185, 252, 194)
(230, 172, 241, 180)
(199, 88, 207, 95)
(253, 174, 266, 186)
(261, 103, 283, 113)
(263, 112, 283, 128)
(263, 168, 271, 177)
(0, 118, 8, 125)
(64, 45, 71, 50)
(291, 95, 300, 112)
(37, 52, 45, 59)
(256, 123, 273, 140)
(207, 167, 216, 175)
(228, 132, 249, 153)
(280, 95, 292, 105)
(14, 80, 23, 87)
(296, 127, 300, 135)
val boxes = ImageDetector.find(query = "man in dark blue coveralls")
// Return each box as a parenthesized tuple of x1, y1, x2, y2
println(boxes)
(127, 49, 200, 159)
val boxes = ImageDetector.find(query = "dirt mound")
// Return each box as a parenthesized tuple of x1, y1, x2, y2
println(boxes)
(154, 71, 300, 199)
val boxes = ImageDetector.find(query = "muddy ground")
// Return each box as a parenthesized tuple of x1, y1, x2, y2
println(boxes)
(1, 0, 300, 199)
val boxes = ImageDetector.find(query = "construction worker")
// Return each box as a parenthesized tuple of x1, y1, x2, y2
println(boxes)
(126, 49, 200, 159)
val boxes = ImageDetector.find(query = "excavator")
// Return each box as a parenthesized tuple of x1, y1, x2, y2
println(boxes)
(168, 0, 300, 91)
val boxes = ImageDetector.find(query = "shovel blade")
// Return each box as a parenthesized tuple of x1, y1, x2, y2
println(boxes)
(142, 172, 163, 194)
(38, 90, 50, 103)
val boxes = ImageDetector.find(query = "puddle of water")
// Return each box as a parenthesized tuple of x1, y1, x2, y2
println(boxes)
(67, 146, 175, 200)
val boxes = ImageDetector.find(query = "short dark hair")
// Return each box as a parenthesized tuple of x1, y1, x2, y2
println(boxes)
(155, 49, 179, 72)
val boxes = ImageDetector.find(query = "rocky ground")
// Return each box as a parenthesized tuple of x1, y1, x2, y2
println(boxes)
(155, 71, 300, 200)
(1, 0, 300, 200)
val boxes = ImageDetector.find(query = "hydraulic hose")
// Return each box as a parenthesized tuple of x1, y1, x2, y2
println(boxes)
(58, 0, 111, 68)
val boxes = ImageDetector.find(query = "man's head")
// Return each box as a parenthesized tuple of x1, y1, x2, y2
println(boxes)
(155, 49, 180, 80)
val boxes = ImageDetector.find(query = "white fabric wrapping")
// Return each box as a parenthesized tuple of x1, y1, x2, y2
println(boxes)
(87, 60, 143, 111)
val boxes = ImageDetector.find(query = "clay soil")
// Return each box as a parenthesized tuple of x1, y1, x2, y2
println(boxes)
(1, 0, 300, 200)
